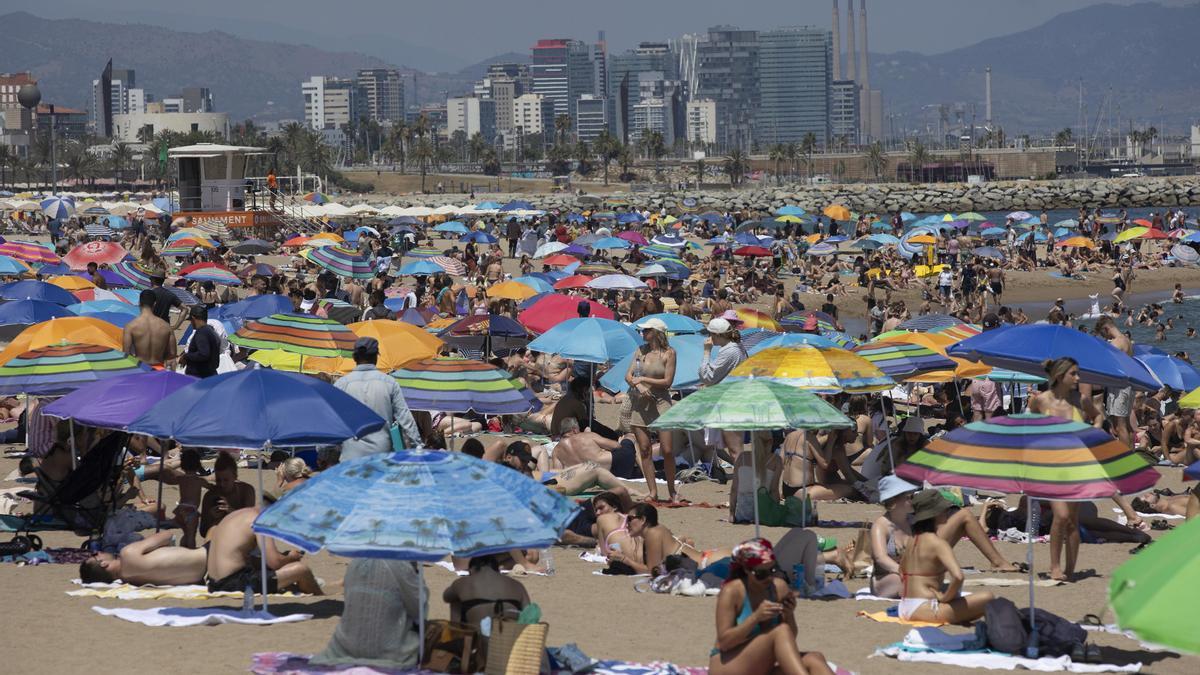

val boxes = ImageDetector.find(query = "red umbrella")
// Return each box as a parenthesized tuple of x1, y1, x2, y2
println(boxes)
(543, 253, 582, 267)
(1132, 219, 1153, 228)
(63, 241, 129, 270)
(733, 245, 773, 257)
(553, 274, 593, 290)
(517, 294, 615, 334)
(618, 231, 649, 246)
(1140, 228, 1169, 239)
(179, 261, 233, 276)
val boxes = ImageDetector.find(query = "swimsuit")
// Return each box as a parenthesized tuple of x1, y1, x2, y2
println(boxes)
(710, 589, 782, 656)
(897, 534, 943, 621)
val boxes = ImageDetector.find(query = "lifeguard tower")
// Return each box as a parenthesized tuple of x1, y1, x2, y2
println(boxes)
(169, 143, 282, 230)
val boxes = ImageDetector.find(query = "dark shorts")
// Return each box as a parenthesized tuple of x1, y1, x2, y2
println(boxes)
(610, 439, 639, 479)
(206, 559, 278, 594)
(990, 281, 1003, 295)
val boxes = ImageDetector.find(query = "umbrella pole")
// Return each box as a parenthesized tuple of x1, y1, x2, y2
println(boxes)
(955, 380, 967, 420)
(800, 430, 810, 529)
(68, 417, 77, 470)
(258, 444, 270, 614)
(751, 437, 760, 539)
(418, 563, 426, 665)
(882, 395, 896, 472)
(588, 362, 595, 431)
(1026, 498, 1038, 658)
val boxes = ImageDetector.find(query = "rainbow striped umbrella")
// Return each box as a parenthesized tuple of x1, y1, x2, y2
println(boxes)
(111, 260, 155, 288)
(780, 310, 838, 333)
(391, 357, 540, 415)
(0, 241, 60, 265)
(406, 247, 442, 259)
(852, 340, 957, 379)
(0, 342, 150, 395)
(897, 414, 1159, 500)
(729, 346, 893, 394)
(229, 313, 357, 358)
(161, 239, 214, 257)
(184, 267, 242, 286)
(734, 308, 780, 331)
(305, 245, 374, 279)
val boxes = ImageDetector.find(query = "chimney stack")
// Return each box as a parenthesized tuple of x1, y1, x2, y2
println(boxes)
(858, 0, 870, 89)
(832, 0, 841, 81)
(846, 0, 857, 87)
(985, 66, 993, 125)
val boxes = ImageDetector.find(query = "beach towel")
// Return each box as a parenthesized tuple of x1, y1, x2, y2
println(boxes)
(92, 606, 312, 627)
(853, 588, 900, 602)
(1112, 508, 1184, 524)
(252, 652, 439, 674)
(587, 660, 713, 674)
(965, 577, 1064, 588)
(857, 609, 947, 627)
(579, 550, 608, 564)
(69, 580, 306, 600)
(874, 643, 1141, 672)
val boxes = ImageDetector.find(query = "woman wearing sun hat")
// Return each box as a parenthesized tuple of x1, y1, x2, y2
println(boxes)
(626, 317, 679, 502)
(708, 538, 833, 675)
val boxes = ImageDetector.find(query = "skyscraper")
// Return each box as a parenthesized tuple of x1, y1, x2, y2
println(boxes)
(356, 69, 405, 123)
(608, 42, 678, 143)
(757, 27, 832, 145)
(694, 27, 759, 151)
(531, 39, 572, 121)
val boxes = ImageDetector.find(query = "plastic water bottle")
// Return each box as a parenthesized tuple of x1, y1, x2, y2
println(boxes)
(542, 548, 555, 576)
(242, 583, 254, 613)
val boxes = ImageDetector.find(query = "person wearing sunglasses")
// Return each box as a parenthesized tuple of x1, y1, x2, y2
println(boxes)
(708, 538, 833, 675)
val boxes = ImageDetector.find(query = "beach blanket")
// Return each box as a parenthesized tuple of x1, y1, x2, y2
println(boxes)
(965, 577, 1064, 588)
(93, 606, 312, 627)
(857, 609, 947, 627)
(853, 588, 901, 602)
(70, 580, 307, 600)
(1112, 508, 1184, 524)
(252, 652, 436, 674)
(874, 643, 1141, 672)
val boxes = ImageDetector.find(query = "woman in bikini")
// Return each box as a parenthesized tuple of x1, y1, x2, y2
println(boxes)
(708, 538, 833, 675)
(625, 319, 679, 503)
(606, 503, 734, 575)
(870, 476, 1021, 599)
(592, 492, 639, 559)
(779, 429, 855, 502)
(896, 490, 995, 624)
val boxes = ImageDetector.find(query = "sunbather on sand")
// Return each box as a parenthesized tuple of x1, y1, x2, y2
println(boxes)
(79, 529, 207, 586)
(204, 506, 323, 595)
(606, 503, 734, 575)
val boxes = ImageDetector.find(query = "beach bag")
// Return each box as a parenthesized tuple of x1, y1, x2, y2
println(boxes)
(422, 620, 481, 673)
(1018, 608, 1087, 657)
(485, 616, 548, 675)
(984, 597, 1027, 655)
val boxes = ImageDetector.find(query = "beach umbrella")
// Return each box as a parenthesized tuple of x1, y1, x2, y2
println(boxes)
(0, 279, 79, 305)
(1007, 211, 1033, 221)
(251, 451, 578, 600)
(160, 239, 211, 257)
(898, 314, 981, 340)
(110, 260, 155, 289)
(437, 314, 529, 357)
(729, 346, 893, 394)
(591, 236, 631, 250)
(36, 262, 70, 277)
(633, 313, 704, 335)
(823, 205, 851, 221)
(183, 267, 242, 286)
(542, 253, 580, 267)
(0, 254, 38, 276)
(62, 241, 129, 270)
(1055, 236, 1095, 249)
(744, 330, 838, 352)
(1170, 244, 1199, 265)
(852, 340, 958, 379)
(1133, 345, 1200, 392)
(0, 241, 60, 265)
(403, 246, 441, 259)
(897, 413, 1159, 656)
(599, 333, 705, 395)
(460, 231, 498, 245)
(734, 308, 779, 331)
(40, 196, 74, 220)
(805, 243, 838, 256)
(981, 227, 1006, 238)
(1109, 515, 1200, 654)
(973, 246, 1005, 259)
(42, 370, 196, 430)
(236, 263, 280, 279)
(66, 300, 138, 317)
(0, 316, 123, 367)
(585, 274, 647, 291)
(1113, 227, 1149, 244)
(552, 274, 593, 290)
(618, 231, 650, 246)
(229, 313, 357, 358)
(487, 279, 540, 301)
(0, 343, 151, 396)
(947, 324, 1160, 391)
(517, 295, 614, 334)
(48, 275, 94, 292)
(433, 221, 468, 235)
(779, 310, 838, 333)
(512, 275, 554, 294)
(534, 241, 569, 258)
(527, 317, 641, 365)
(305, 245, 374, 279)
(346, 320, 443, 370)
(776, 205, 806, 216)
(282, 235, 313, 248)
(397, 260, 443, 277)
(249, 349, 353, 375)
(208, 295, 293, 333)
(428, 256, 465, 276)
(75, 269, 131, 288)
(0, 299, 76, 328)
(72, 287, 132, 304)
(733, 245, 773, 257)
(868, 331, 990, 383)
(302, 192, 330, 204)
(391, 356, 539, 416)
(231, 239, 274, 255)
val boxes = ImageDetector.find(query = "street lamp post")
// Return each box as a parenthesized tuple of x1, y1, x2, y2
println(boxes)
(17, 84, 55, 195)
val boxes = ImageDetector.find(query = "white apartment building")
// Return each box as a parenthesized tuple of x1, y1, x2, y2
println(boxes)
(512, 93, 547, 137)
(686, 99, 718, 146)
(302, 76, 360, 130)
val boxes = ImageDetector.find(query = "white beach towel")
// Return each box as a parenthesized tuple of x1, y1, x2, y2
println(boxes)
(91, 606, 312, 627)
(853, 588, 896, 602)
(874, 645, 1142, 672)
(579, 550, 608, 564)
(1112, 508, 1184, 525)
(965, 577, 1064, 588)
(430, 560, 468, 576)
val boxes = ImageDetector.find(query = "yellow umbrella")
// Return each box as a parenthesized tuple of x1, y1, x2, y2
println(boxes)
(1113, 227, 1148, 244)
(49, 275, 95, 291)
(250, 349, 355, 374)
(1056, 236, 1096, 249)
(486, 280, 539, 301)
(870, 332, 991, 383)
(776, 215, 805, 224)
(311, 232, 345, 243)
(823, 205, 852, 221)
(347, 320, 444, 371)
(908, 234, 937, 245)
(729, 346, 893, 394)
(0, 318, 122, 366)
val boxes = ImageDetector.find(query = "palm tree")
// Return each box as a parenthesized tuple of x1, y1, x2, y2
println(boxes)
(639, 130, 666, 178)
(110, 142, 133, 189)
(553, 114, 573, 146)
(799, 132, 818, 183)
(617, 145, 634, 182)
(136, 124, 155, 145)
(724, 148, 747, 186)
(573, 140, 592, 176)
(595, 130, 621, 186)
(908, 141, 930, 182)
(695, 157, 706, 186)
(0, 144, 12, 189)
(386, 119, 409, 172)
(411, 136, 435, 192)
(783, 142, 799, 183)
(1054, 127, 1074, 147)
(768, 144, 786, 185)
(865, 141, 888, 180)
(833, 159, 847, 183)
(467, 132, 487, 163)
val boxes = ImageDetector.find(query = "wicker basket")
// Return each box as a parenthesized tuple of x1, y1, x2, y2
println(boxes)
(484, 619, 548, 675)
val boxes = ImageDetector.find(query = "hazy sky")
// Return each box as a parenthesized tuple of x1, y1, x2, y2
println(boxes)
(10, 0, 1182, 70)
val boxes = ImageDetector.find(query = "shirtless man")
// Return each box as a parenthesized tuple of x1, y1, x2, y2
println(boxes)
(985, 264, 1005, 307)
(122, 289, 177, 367)
(78, 530, 206, 586)
(485, 257, 504, 284)
(205, 506, 323, 595)
(200, 452, 257, 539)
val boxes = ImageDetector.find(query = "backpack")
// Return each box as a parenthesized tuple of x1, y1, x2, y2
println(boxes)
(984, 597, 1028, 655)
(1018, 608, 1087, 658)
(984, 597, 1086, 657)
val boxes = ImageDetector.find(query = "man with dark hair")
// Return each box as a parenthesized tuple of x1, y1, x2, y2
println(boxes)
(199, 452, 255, 537)
(334, 337, 421, 460)
(123, 288, 177, 367)
(181, 305, 220, 378)
(86, 261, 108, 289)
(148, 273, 183, 326)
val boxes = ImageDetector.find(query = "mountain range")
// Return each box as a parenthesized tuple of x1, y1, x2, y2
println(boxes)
(1, 3, 1198, 134)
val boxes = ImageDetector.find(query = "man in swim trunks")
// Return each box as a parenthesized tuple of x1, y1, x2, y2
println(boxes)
(553, 418, 640, 479)
(79, 529, 207, 586)
(122, 289, 177, 368)
(204, 506, 323, 595)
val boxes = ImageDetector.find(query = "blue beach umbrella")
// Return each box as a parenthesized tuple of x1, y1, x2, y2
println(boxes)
(948, 324, 1160, 391)
(0, 255, 30, 276)
(86, 311, 136, 328)
(104, 215, 130, 230)
(40, 196, 74, 220)
(499, 200, 534, 212)
(744, 330, 839, 353)
(0, 299, 76, 326)
(527, 317, 642, 364)
(1133, 345, 1200, 392)
(461, 231, 498, 244)
(633, 313, 705, 335)
(591, 236, 631, 250)
(399, 260, 443, 276)
(66, 300, 138, 317)
(433, 221, 468, 235)
(776, 205, 806, 216)
(0, 279, 78, 305)
(512, 275, 554, 294)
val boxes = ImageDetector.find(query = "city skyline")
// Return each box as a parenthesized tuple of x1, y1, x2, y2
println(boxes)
(4, 0, 1186, 72)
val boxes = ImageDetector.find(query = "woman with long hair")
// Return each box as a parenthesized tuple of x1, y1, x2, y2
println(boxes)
(626, 318, 678, 503)
(708, 538, 832, 675)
